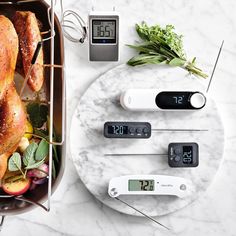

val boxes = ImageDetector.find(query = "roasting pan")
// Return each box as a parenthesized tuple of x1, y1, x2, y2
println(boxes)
(0, 0, 66, 220)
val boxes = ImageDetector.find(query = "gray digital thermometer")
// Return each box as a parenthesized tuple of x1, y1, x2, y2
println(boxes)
(89, 11, 119, 61)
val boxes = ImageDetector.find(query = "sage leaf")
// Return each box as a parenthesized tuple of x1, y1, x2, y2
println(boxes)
(23, 142, 38, 167)
(8, 153, 22, 172)
(25, 158, 46, 170)
(35, 139, 49, 161)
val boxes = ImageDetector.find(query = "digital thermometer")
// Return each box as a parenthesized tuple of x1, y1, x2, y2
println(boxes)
(104, 122, 206, 139)
(104, 122, 151, 138)
(89, 11, 119, 61)
(168, 143, 199, 167)
(120, 89, 206, 111)
(108, 175, 194, 198)
(105, 142, 199, 168)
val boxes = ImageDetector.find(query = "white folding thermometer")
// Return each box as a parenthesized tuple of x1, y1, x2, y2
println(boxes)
(108, 175, 194, 198)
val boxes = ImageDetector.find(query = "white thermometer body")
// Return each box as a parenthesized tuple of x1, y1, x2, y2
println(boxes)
(120, 89, 206, 111)
(108, 175, 194, 198)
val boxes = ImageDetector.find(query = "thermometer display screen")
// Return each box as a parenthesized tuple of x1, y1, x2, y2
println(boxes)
(128, 180, 154, 191)
(92, 20, 116, 43)
(108, 125, 128, 135)
(183, 146, 193, 164)
(156, 92, 192, 109)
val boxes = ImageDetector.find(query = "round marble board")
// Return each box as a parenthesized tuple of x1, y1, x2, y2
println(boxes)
(70, 64, 224, 216)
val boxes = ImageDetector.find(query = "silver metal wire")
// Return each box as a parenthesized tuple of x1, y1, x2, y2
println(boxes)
(152, 128, 208, 132)
(105, 153, 167, 157)
(59, 0, 87, 43)
(61, 10, 87, 43)
(115, 197, 170, 231)
(206, 40, 224, 93)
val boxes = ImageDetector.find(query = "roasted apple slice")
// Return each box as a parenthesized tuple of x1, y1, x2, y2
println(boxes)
(2, 175, 31, 196)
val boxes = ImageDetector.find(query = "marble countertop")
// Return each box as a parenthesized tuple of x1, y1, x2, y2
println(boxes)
(2, 0, 236, 235)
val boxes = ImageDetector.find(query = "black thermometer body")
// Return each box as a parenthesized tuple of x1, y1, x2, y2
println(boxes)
(156, 91, 206, 110)
(104, 122, 151, 138)
(168, 143, 199, 167)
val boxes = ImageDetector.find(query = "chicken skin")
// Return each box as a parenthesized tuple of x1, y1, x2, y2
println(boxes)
(0, 15, 27, 178)
(13, 11, 44, 92)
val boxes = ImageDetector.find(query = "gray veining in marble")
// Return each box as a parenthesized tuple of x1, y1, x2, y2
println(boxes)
(70, 64, 224, 216)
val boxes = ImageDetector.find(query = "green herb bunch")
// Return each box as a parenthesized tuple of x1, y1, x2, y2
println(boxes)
(127, 22, 208, 79)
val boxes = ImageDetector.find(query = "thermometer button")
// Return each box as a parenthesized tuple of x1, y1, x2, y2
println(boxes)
(190, 92, 206, 109)
(143, 127, 149, 134)
(129, 127, 135, 134)
(174, 156, 181, 162)
(136, 128, 142, 134)
(109, 188, 118, 197)
(174, 147, 181, 155)
(180, 184, 187, 191)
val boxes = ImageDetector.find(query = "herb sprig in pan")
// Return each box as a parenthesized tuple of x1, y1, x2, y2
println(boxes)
(127, 22, 208, 79)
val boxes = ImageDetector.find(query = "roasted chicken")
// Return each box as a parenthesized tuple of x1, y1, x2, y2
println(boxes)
(13, 11, 44, 92)
(0, 15, 27, 178)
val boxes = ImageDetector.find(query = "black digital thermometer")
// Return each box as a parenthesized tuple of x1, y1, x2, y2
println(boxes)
(120, 89, 206, 111)
(104, 122, 151, 138)
(105, 142, 199, 168)
(168, 143, 199, 167)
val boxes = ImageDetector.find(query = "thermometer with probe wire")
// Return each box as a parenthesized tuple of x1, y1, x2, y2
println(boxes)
(105, 142, 199, 168)
(108, 174, 195, 231)
(104, 121, 207, 139)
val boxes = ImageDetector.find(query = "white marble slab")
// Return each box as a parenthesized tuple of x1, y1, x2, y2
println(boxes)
(70, 64, 224, 216)
(2, 0, 236, 235)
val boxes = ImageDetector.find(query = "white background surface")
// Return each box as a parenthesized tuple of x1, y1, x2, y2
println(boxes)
(1, 0, 236, 235)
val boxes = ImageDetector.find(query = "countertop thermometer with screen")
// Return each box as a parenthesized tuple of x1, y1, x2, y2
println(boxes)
(89, 11, 119, 61)
(108, 175, 194, 198)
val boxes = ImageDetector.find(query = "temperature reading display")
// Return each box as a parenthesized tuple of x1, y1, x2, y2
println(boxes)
(183, 146, 193, 164)
(128, 180, 154, 191)
(173, 96, 184, 104)
(104, 122, 151, 138)
(156, 92, 190, 109)
(92, 20, 116, 43)
(108, 125, 128, 135)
